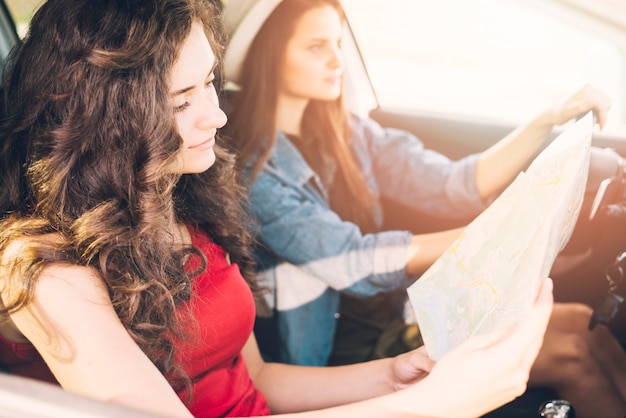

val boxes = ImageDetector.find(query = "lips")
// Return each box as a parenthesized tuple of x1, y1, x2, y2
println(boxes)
(189, 137, 215, 150)
(325, 75, 343, 85)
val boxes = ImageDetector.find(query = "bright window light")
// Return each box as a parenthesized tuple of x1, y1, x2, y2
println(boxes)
(342, 0, 626, 135)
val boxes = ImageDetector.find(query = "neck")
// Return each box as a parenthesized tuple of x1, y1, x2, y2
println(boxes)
(276, 93, 309, 137)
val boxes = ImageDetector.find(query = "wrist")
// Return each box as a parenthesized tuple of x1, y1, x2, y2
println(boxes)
(531, 108, 558, 134)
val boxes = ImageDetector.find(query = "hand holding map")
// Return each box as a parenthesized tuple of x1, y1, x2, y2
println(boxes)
(409, 112, 594, 360)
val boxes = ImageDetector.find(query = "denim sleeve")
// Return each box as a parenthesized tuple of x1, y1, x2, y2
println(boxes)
(354, 117, 489, 218)
(248, 167, 414, 296)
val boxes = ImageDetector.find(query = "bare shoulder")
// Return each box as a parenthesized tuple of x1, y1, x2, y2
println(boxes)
(0, 234, 110, 344)
(1, 233, 104, 290)
(0, 231, 65, 266)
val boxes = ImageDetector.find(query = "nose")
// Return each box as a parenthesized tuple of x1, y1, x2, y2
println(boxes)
(197, 92, 227, 131)
(328, 45, 343, 69)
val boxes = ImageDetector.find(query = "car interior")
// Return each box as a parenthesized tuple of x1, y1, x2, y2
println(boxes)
(335, 4, 626, 417)
(2, 0, 626, 417)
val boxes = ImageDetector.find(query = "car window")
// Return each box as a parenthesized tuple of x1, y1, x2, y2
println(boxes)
(342, 0, 626, 136)
(5, 0, 42, 38)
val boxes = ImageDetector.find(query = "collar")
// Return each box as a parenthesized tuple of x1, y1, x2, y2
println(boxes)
(266, 131, 317, 186)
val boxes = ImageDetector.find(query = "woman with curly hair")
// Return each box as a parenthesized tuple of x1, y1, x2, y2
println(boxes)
(0, 0, 554, 417)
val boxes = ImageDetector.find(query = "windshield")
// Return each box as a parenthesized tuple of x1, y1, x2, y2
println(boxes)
(342, 0, 626, 136)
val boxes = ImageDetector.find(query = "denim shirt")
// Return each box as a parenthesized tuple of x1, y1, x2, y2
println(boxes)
(246, 114, 487, 366)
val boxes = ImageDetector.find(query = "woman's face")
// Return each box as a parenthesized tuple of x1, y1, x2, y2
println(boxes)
(280, 5, 344, 102)
(170, 22, 227, 174)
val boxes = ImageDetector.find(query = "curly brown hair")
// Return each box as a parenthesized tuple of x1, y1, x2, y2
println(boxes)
(0, 0, 256, 395)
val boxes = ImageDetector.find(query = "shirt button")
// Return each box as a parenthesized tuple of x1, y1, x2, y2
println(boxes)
(334, 312, 341, 319)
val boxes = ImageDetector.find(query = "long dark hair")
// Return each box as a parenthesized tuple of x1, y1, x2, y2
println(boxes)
(226, 0, 377, 231)
(0, 0, 255, 395)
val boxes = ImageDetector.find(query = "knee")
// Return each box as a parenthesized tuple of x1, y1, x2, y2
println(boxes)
(550, 303, 593, 330)
(532, 329, 608, 388)
(558, 333, 592, 361)
(546, 333, 599, 376)
(552, 302, 593, 319)
(566, 303, 593, 317)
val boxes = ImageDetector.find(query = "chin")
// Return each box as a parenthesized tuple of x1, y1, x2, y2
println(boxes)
(315, 90, 341, 101)
(184, 154, 217, 174)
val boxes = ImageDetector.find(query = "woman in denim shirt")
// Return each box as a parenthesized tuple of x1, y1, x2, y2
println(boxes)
(222, 1, 626, 416)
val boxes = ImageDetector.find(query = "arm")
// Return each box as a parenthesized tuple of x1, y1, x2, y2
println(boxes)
(244, 278, 554, 418)
(401, 86, 610, 275)
(405, 227, 465, 276)
(355, 116, 486, 219)
(475, 84, 611, 198)
(243, 333, 433, 414)
(249, 167, 412, 295)
(2, 250, 553, 417)
(253, 148, 465, 283)
(251, 126, 481, 289)
(349, 117, 485, 276)
(2, 263, 193, 418)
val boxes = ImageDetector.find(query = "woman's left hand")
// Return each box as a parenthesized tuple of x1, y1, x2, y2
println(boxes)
(390, 345, 434, 391)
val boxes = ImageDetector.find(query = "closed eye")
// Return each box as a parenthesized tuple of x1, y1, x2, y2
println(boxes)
(174, 102, 190, 113)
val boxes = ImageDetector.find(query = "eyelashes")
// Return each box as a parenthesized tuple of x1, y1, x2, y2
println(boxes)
(172, 80, 215, 113)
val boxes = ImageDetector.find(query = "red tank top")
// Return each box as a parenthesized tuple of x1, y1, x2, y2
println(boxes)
(0, 226, 270, 417)
(176, 225, 269, 416)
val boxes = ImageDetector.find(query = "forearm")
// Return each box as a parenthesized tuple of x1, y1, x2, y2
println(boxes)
(405, 227, 465, 276)
(254, 358, 395, 414)
(405, 114, 557, 277)
(475, 84, 610, 198)
(475, 111, 553, 198)
(262, 377, 477, 418)
(251, 277, 555, 418)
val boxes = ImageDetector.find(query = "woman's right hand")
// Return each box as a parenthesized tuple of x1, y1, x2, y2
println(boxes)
(408, 277, 554, 418)
(543, 84, 611, 129)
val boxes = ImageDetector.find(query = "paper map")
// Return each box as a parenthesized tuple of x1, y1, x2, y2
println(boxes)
(408, 112, 593, 360)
